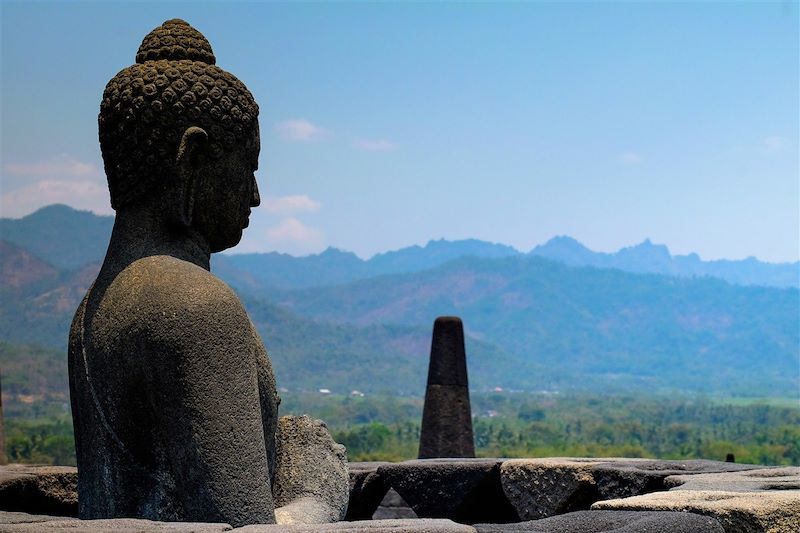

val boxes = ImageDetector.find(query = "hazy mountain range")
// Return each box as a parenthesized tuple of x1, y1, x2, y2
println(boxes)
(3, 204, 797, 289)
(1, 204, 798, 397)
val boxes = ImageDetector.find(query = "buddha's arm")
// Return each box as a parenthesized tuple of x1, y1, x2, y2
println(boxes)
(253, 329, 279, 485)
(138, 262, 276, 526)
(249, 320, 348, 523)
(273, 415, 350, 524)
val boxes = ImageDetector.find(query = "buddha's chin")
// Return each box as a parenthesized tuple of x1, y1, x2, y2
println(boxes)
(211, 229, 244, 253)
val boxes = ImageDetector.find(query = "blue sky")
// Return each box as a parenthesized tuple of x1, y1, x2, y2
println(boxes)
(1, 2, 798, 262)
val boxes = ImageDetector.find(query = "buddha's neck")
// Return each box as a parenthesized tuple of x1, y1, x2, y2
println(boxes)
(103, 203, 211, 273)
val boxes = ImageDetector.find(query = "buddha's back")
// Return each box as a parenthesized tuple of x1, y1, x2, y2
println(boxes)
(69, 255, 278, 524)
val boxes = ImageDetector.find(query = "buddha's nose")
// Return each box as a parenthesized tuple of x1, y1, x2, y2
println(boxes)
(251, 175, 261, 207)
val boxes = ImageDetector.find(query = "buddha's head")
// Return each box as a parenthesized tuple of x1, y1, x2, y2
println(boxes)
(99, 19, 260, 252)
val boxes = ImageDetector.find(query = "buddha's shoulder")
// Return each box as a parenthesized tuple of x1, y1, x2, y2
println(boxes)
(86, 256, 258, 365)
(104, 255, 245, 319)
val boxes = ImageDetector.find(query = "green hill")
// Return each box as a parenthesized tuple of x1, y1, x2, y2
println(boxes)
(242, 296, 525, 395)
(0, 205, 113, 270)
(1, 205, 797, 397)
(0, 247, 521, 395)
(271, 256, 800, 396)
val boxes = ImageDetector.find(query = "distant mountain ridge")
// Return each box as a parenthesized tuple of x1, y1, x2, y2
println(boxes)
(0, 205, 797, 396)
(531, 236, 799, 289)
(3, 205, 796, 289)
(216, 239, 520, 290)
(3, 239, 796, 396)
(222, 236, 797, 291)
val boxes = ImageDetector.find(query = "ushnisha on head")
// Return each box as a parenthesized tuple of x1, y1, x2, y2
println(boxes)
(99, 20, 260, 251)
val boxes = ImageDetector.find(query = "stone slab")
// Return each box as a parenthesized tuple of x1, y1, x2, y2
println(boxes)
(0, 511, 78, 525)
(665, 466, 800, 492)
(592, 489, 800, 533)
(346, 462, 391, 520)
(0, 465, 78, 516)
(590, 459, 764, 500)
(0, 513, 473, 533)
(378, 459, 518, 524)
(500, 458, 640, 520)
(474, 510, 724, 532)
(234, 519, 476, 532)
(0, 517, 232, 532)
(348, 463, 391, 472)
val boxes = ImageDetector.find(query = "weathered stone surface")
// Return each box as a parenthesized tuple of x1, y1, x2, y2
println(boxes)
(592, 489, 800, 533)
(474, 510, 724, 533)
(591, 459, 764, 500)
(0, 514, 474, 533)
(0, 465, 78, 516)
(665, 466, 799, 492)
(235, 519, 476, 532)
(0, 511, 77, 525)
(346, 463, 390, 521)
(274, 416, 349, 524)
(499, 457, 769, 520)
(500, 458, 612, 520)
(68, 17, 347, 528)
(0, 516, 231, 532)
(378, 459, 517, 524)
(70, 18, 275, 527)
(371, 489, 417, 520)
(418, 317, 475, 459)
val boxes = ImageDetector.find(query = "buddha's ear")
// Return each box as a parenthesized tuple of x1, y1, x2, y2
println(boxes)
(174, 126, 208, 227)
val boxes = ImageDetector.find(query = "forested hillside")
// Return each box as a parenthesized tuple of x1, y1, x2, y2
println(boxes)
(272, 256, 799, 395)
(0, 205, 114, 269)
(1, 205, 798, 467)
(1, 205, 798, 397)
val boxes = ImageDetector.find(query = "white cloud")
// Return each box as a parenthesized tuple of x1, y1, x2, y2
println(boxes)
(236, 216, 326, 255)
(261, 194, 321, 215)
(353, 138, 398, 152)
(266, 217, 324, 244)
(619, 152, 643, 164)
(761, 135, 789, 155)
(1, 179, 112, 218)
(4, 155, 101, 178)
(275, 119, 328, 141)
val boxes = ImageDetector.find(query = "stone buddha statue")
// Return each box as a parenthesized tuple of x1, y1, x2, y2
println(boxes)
(68, 19, 348, 527)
